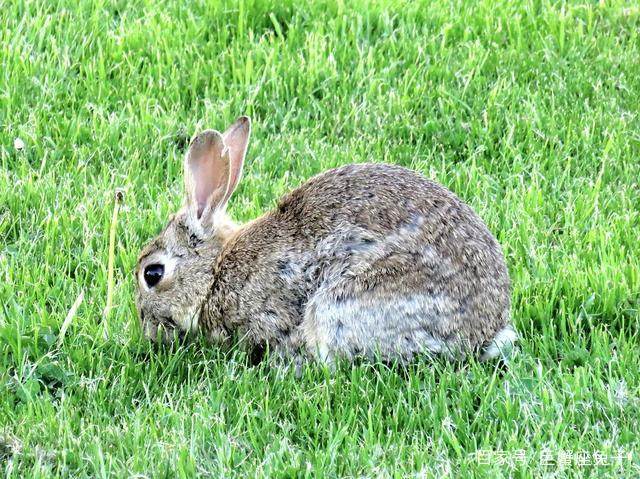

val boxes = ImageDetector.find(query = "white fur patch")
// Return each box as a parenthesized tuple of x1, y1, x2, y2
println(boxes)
(184, 205, 228, 240)
(316, 341, 332, 364)
(480, 325, 518, 361)
(303, 291, 459, 362)
(174, 303, 200, 333)
(183, 205, 208, 239)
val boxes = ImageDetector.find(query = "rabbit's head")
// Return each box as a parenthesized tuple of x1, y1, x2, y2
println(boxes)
(135, 117, 251, 343)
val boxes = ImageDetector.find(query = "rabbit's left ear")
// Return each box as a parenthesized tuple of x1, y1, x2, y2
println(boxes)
(221, 116, 251, 206)
(184, 129, 229, 223)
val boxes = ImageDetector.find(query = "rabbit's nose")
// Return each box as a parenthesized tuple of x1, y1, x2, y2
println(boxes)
(143, 263, 164, 288)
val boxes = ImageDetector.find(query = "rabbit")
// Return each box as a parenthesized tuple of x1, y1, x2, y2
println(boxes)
(135, 116, 517, 368)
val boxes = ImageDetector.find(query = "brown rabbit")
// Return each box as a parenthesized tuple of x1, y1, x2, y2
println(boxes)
(135, 116, 517, 367)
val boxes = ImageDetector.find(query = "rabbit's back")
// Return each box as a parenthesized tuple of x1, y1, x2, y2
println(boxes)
(213, 163, 513, 363)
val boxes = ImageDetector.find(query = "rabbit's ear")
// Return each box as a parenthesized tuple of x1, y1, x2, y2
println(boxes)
(184, 129, 230, 222)
(221, 116, 251, 205)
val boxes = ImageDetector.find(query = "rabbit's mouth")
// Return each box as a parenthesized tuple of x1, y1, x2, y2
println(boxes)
(144, 314, 189, 344)
(140, 303, 202, 344)
(139, 309, 182, 344)
(158, 313, 178, 330)
(136, 287, 202, 343)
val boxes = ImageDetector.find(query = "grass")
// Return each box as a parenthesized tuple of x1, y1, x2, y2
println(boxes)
(1, 0, 639, 476)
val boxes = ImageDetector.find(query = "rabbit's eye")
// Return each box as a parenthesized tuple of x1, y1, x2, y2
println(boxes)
(143, 263, 164, 288)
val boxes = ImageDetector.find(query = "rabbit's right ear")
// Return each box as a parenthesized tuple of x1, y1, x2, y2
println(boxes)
(221, 116, 251, 206)
(184, 129, 230, 230)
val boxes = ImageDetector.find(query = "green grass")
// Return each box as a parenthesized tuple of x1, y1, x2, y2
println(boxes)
(1, 0, 639, 476)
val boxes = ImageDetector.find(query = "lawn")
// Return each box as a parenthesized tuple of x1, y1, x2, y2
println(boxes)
(1, 0, 639, 477)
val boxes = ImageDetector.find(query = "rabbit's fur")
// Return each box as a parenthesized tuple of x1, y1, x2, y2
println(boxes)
(135, 117, 516, 366)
